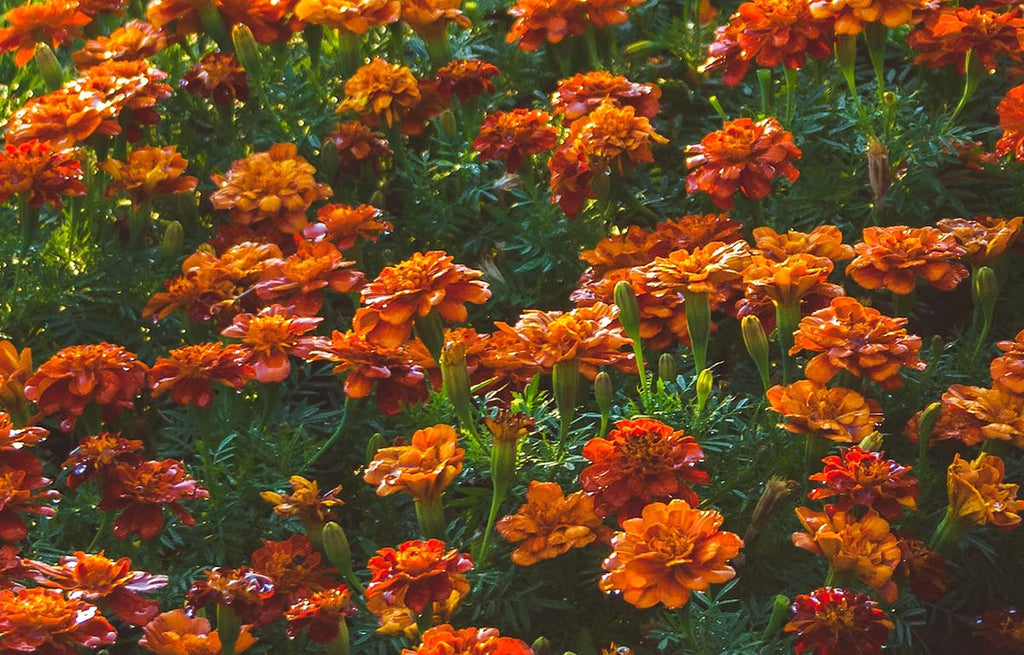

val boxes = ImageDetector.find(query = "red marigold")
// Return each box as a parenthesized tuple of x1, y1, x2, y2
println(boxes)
(0, 0, 91, 67)
(251, 535, 335, 618)
(766, 381, 882, 442)
(685, 117, 801, 209)
(72, 19, 168, 69)
(895, 534, 947, 602)
(752, 225, 855, 262)
(474, 109, 560, 173)
(363, 424, 465, 504)
(506, 0, 588, 51)
(808, 447, 918, 520)
(0, 466, 60, 542)
(181, 52, 250, 105)
(580, 418, 708, 523)
(184, 566, 277, 627)
(61, 432, 144, 490)
(846, 225, 968, 294)
(0, 140, 86, 209)
(552, 71, 661, 124)
(936, 216, 1022, 267)
(997, 84, 1024, 161)
(221, 305, 321, 383)
(149, 342, 253, 408)
(908, 5, 1024, 72)
(547, 144, 594, 217)
(785, 587, 893, 655)
(285, 585, 357, 642)
(435, 59, 500, 102)
(146, 0, 205, 35)
(324, 121, 392, 179)
(295, 0, 401, 32)
(337, 58, 421, 129)
(254, 241, 365, 316)
(366, 539, 472, 615)
(401, 624, 534, 655)
(25, 343, 148, 432)
(140, 609, 257, 655)
(101, 145, 197, 205)
(98, 458, 210, 539)
(304, 203, 392, 251)
(0, 587, 116, 654)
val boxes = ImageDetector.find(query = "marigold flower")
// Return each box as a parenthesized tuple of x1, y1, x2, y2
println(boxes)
(0, 0, 91, 67)
(785, 587, 893, 655)
(72, 19, 168, 69)
(99, 458, 210, 539)
(140, 609, 257, 655)
(251, 535, 335, 617)
(846, 225, 968, 294)
(552, 71, 661, 124)
(254, 241, 365, 315)
(402, 0, 471, 40)
(77, 59, 173, 141)
(0, 587, 116, 653)
(286, 585, 357, 642)
(752, 225, 855, 262)
(262, 475, 344, 525)
(808, 447, 917, 520)
(791, 296, 925, 389)
(580, 417, 708, 523)
(354, 250, 490, 349)
(4, 87, 117, 147)
(366, 539, 472, 615)
(941, 384, 1024, 448)
(364, 424, 465, 504)
(61, 432, 145, 490)
(568, 101, 668, 170)
(895, 534, 947, 602)
(304, 203, 392, 250)
(993, 327, 1024, 394)
(792, 508, 901, 602)
(496, 481, 610, 565)
(766, 381, 882, 443)
(0, 413, 46, 452)
(78, 0, 128, 15)
(218, 0, 303, 44)
(149, 342, 253, 408)
(975, 608, 1024, 653)
(0, 545, 29, 589)
(742, 252, 843, 308)
(324, 121, 392, 179)
(0, 140, 86, 209)
(25, 343, 148, 432)
(997, 84, 1024, 161)
(506, 0, 589, 51)
(946, 453, 1023, 530)
(547, 144, 594, 217)
(808, 0, 928, 33)
(908, 6, 1024, 72)
(295, 0, 400, 32)
(185, 567, 277, 627)
(685, 117, 801, 210)
(401, 624, 534, 655)
(146, 0, 204, 35)
(0, 467, 60, 542)
(101, 145, 197, 205)
(640, 240, 753, 296)
(29, 552, 167, 625)
(600, 500, 742, 609)
(936, 216, 1022, 268)
(338, 58, 421, 129)
(0, 342, 31, 413)
(181, 51, 250, 105)
(221, 305, 321, 383)
(473, 109, 560, 173)
(435, 59, 499, 101)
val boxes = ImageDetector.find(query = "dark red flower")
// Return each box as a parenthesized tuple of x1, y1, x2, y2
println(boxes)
(808, 447, 918, 521)
(785, 587, 893, 655)
(98, 459, 210, 540)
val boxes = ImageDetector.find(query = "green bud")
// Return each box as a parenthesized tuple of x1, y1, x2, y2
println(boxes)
(438, 109, 457, 139)
(762, 594, 791, 640)
(413, 309, 445, 363)
(440, 343, 475, 434)
(365, 432, 385, 464)
(973, 266, 998, 314)
(882, 91, 898, 106)
(741, 315, 771, 391)
(594, 371, 613, 415)
(531, 637, 552, 655)
(33, 44, 65, 91)
(695, 368, 713, 415)
(322, 522, 355, 580)
(369, 190, 386, 208)
(320, 141, 340, 183)
(552, 359, 580, 444)
(197, 0, 232, 51)
(917, 402, 942, 450)
(858, 431, 883, 452)
(160, 220, 184, 259)
(930, 334, 944, 354)
(231, 24, 261, 75)
(658, 353, 676, 383)
(613, 280, 641, 342)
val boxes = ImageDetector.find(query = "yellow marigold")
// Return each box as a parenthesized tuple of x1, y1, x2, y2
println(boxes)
(947, 453, 1023, 530)
(294, 0, 401, 33)
(262, 475, 344, 525)
(337, 58, 421, 129)
(846, 225, 968, 294)
(936, 216, 1023, 268)
(752, 225, 855, 262)
(72, 19, 167, 69)
(0, 0, 91, 67)
(809, 0, 929, 33)
(599, 499, 743, 609)
(640, 240, 753, 296)
(363, 424, 465, 505)
(210, 143, 332, 236)
(102, 146, 197, 204)
(402, 0, 471, 40)
(792, 508, 901, 602)
(567, 101, 668, 171)
(766, 380, 882, 443)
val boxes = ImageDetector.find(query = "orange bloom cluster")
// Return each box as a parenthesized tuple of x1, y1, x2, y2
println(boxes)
(474, 109, 560, 173)
(185, 566, 277, 626)
(262, 475, 344, 526)
(402, 0, 471, 40)
(354, 250, 490, 348)
(702, 0, 834, 86)
(304, 203, 392, 250)
(101, 145, 197, 204)
(639, 240, 752, 296)
(791, 297, 925, 389)
(947, 453, 1023, 530)
(366, 539, 472, 615)
(496, 480, 610, 565)
(324, 121, 392, 180)
(752, 225, 855, 262)
(254, 241, 365, 316)
(0, 0, 91, 66)
(148, 342, 254, 408)
(493, 302, 634, 379)
(140, 609, 257, 655)
(0, 587, 116, 653)
(364, 424, 465, 504)
(402, 624, 534, 655)
(338, 58, 422, 129)
(211, 143, 332, 237)
(551, 71, 661, 124)
(600, 500, 743, 609)
(908, 6, 1024, 72)
(25, 342, 148, 432)
(221, 305, 321, 383)
(580, 417, 708, 523)
(250, 535, 336, 619)
(741, 252, 844, 310)
(72, 18, 168, 69)
(685, 117, 802, 209)
(846, 225, 968, 294)
(936, 216, 1022, 267)
(180, 52, 250, 105)
(435, 59, 500, 102)
(295, 0, 400, 32)
(76, 59, 173, 142)
(0, 140, 86, 209)
(808, 447, 918, 520)
(4, 85, 118, 147)
(792, 508, 901, 601)
(808, 0, 928, 33)
(564, 101, 668, 171)
(993, 327, 1024, 394)
(506, 0, 643, 51)
(766, 381, 882, 443)
(285, 585, 357, 642)
(785, 587, 893, 655)
(97, 458, 210, 539)
(940, 384, 1024, 448)
(997, 84, 1024, 161)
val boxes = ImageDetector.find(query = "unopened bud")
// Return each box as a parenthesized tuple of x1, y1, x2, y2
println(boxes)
(594, 371, 613, 415)
(231, 24, 261, 75)
(930, 334, 943, 354)
(413, 309, 445, 362)
(658, 353, 676, 383)
(858, 431, 883, 452)
(741, 315, 771, 391)
(762, 595, 791, 639)
(160, 220, 184, 258)
(917, 402, 942, 449)
(695, 368, 713, 414)
(322, 521, 355, 580)
(866, 136, 891, 215)
(613, 280, 641, 341)
(744, 477, 796, 544)
(197, 0, 232, 51)
(531, 637, 552, 655)
(440, 342, 473, 430)
(439, 109, 457, 138)
(973, 266, 998, 313)
(34, 44, 64, 91)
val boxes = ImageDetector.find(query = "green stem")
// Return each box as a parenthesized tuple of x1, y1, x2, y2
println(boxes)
(775, 301, 801, 385)
(804, 433, 830, 480)
(943, 49, 982, 132)
(863, 23, 887, 104)
(552, 360, 580, 457)
(683, 291, 711, 376)
(338, 30, 361, 78)
(834, 34, 870, 130)
(414, 497, 446, 540)
(783, 66, 798, 126)
(631, 340, 650, 411)
(928, 508, 965, 556)
(87, 512, 113, 552)
(892, 290, 914, 318)
(300, 396, 357, 471)
(17, 194, 39, 253)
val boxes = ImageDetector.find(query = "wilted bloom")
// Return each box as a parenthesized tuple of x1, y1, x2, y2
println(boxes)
(808, 447, 918, 520)
(324, 121, 392, 179)
(993, 328, 1024, 394)
(567, 101, 668, 171)
(185, 567, 277, 627)
(149, 342, 253, 408)
(338, 58, 421, 129)
(895, 535, 947, 602)
(295, 0, 401, 32)
(99, 458, 210, 539)
(25, 343, 148, 432)
(785, 587, 893, 655)
(435, 59, 499, 101)
(72, 19, 168, 69)
(997, 84, 1024, 161)
(353, 251, 490, 349)
(0, 587, 116, 653)
(402, 624, 534, 655)
(61, 432, 145, 490)
(685, 117, 801, 209)
(305, 203, 392, 250)
(600, 500, 743, 609)
(975, 608, 1024, 653)
(808, 0, 928, 33)
(640, 240, 753, 296)
(366, 539, 472, 615)
(262, 475, 344, 526)
(846, 225, 968, 294)
(254, 241, 365, 315)
(547, 144, 594, 217)
(791, 296, 925, 389)
(496, 481, 610, 565)
(473, 109, 560, 173)
(364, 424, 465, 504)
(552, 71, 661, 124)
(102, 145, 197, 205)
(947, 453, 1023, 530)
(402, 0, 471, 40)
(286, 585, 357, 642)
(766, 381, 882, 443)
(908, 6, 1024, 72)
(792, 508, 901, 602)
(0, 0, 91, 66)
(580, 418, 708, 523)
(753, 225, 855, 262)
(140, 609, 257, 655)
(936, 216, 1022, 268)
(181, 52, 250, 105)
(506, 0, 589, 51)
(941, 384, 1024, 448)
(0, 141, 86, 209)
(29, 552, 167, 625)
(221, 305, 322, 383)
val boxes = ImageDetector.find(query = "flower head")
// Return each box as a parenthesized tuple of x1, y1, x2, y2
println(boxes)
(506, 0, 589, 51)
(4, 86, 117, 147)
(0, 141, 86, 209)
(936, 216, 1022, 268)
(221, 305, 322, 383)
(808, 0, 928, 33)
(218, 0, 303, 44)
(338, 58, 421, 129)
(997, 84, 1024, 161)
(401, 0, 471, 40)
(364, 424, 465, 504)
(185, 567, 277, 627)
(435, 59, 500, 101)
(181, 52, 250, 105)
(76, 59, 173, 141)
(101, 146, 197, 205)
(640, 240, 753, 296)
(98, 458, 210, 539)
(742, 252, 843, 307)
(72, 18, 167, 69)
(908, 6, 1024, 72)
(304, 203, 392, 250)
(254, 241, 365, 316)
(0, 466, 60, 542)
(947, 453, 1023, 530)
(140, 609, 257, 655)
(0, 341, 32, 413)
(808, 447, 918, 520)
(496, 481, 610, 565)
(149, 342, 253, 408)
(993, 327, 1024, 394)
(251, 535, 335, 615)
(61, 432, 144, 489)
(401, 624, 534, 655)
(262, 475, 344, 526)
(366, 539, 472, 615)
(567, 101, 668, 171)
(286, 585, 357, 642)
(295, 0, 401, 32)
(752, 225, 855, 262)
(941, 384, 1024, 448)
(552, 71, 661, 124)
(846, 225, 968, 294)
(0, 0, 91, 66)
(766, 381, 882, 443)
(547, 144, 594, 217)
(473, 109, 560, 173)
(0, 587, 116, 654)
(785, 587, 893, 655)
(324, 121, 392, 178)
(895, 535, 947, 602)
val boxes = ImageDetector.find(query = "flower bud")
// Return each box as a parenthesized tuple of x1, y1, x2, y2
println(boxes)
(197, 0, 232, 51)
(930, 334, 944, 354)
(695, 368, 713, 414)
(658, 353, 676, 383)
(320, 141, 340, 183)
(762, 595, 791, 639)
(161, 220, 184, 259)
(866, 136, 891, 215)
(552, 359, 580, 442)
(744, 477, 796, 544)
(216, 604, 242, 655)
(33, 44, 64, 91)
(613, 280, 641, 342)
(439, 109, 457, 139)
(413, 309, 445, 363)
(231, 24, 261, 76)
(531, 637, 552, 655)
(365, 432, 385, 464)
(973, 266, 998, 316)
(858, 430, 883, 452)
(741, 315, 771, 390)
(322, 521, 355, 581)
(594, 371, 613, 416)
(917, 402, 942, 450)
(440, 342, 474, 432)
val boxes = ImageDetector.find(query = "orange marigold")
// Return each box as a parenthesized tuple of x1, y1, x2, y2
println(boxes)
(992, 327, 1024, 394)
(473, 108, 560, 173)
(146, 0, 204, 35)
(218, 0, 304, 44)
(435, 59, 500, 101)
(808, 447, 918, 521)
(791, 296, 925, 389)
(573, 270, 690, 351)
(140, 609, 257, 655)
(149, 342, 253, 408)
(846, 225, 968, 294)
(401, 624, 533, 655)
(0, 0, 91, 67)
(250, 535, 335, 616)
(551, 71, 661, 124)
(366, 539, 472, 615)
(4, 86, 117, 147)
(941, 384, 1024, 448)
(304, 203, 392, 250)
(496, 480, 610, 565)
(76, 59, 173, 141)
(0, 140, 86, 209)
(337, 58, 421, 128)
(640, 240, 753, 296)
(0, 466, 60, 542)
(766, 380, 882, 443)
(295, 0, 401, 32)
(567, 101, 668, 171)
(253, 240, 365, 316)
(792, 508, 901, 602)
(547, 144, 594, 217)
(72, 18, 167, 69)
(808, 0, 929, 33)
(0, 341, 32, 414)
(752, 225, 855, 262)
(184, 567, 277, 627)
(98, 458, 210, 539)
(0, 587, 116, 653)
(261, 475, 344, 526)
(742, 252, 843, 307)
(402, 0, 471, 40)
(364, 424, 465, 504)
(947, 453, 1023, 530)
(785, 587, 893, 655)
(221, 305, 321, 383)
(324, 120, 392, 180)
(908, 6, 1024, 72)
(101, 145, 197, 205)
(936, 216, 1022, 268)
(180, 51, 250, 105)
(997, 84, 1024, 161)
(285, 585, 357, 642)
(506, 0, 588, 51)
(599, 499, 743, 609)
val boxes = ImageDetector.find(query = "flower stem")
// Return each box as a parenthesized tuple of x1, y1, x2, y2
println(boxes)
(552, 359, 580, 457)
(804, 433, 829, 480)
(414, 497, 446, 540)
(775, 301, 801, 385)
(783, 67, 798, 126)
(943, 49, 983, 132)
(928, 508, 964, 556)
(683, 291, 712, 376)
